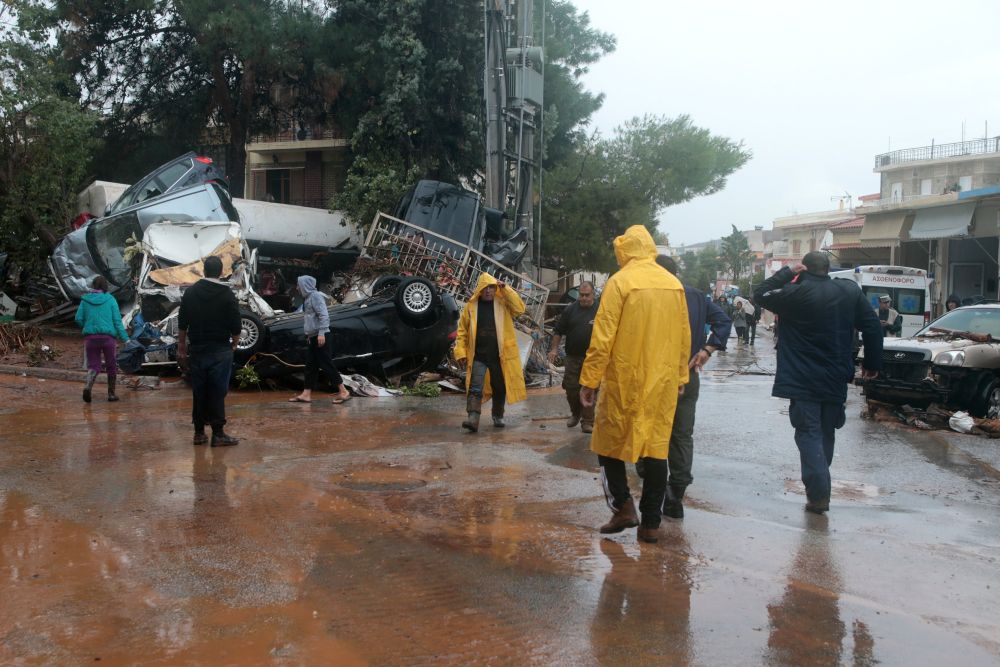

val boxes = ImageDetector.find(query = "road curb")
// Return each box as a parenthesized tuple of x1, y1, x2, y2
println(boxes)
(0, 364, 106, 384)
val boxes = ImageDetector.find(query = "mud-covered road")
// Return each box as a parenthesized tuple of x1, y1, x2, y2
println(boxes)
(1, 329, 998, 665)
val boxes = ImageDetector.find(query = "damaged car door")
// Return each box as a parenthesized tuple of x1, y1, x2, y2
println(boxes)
(50, 183, 239, 301)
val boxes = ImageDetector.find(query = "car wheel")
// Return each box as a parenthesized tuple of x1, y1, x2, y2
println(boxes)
(972, 377, 1000, 419)
(237, 310, 264, 355)
(372, 274, 403, 295)
(394, 277, 439, 326)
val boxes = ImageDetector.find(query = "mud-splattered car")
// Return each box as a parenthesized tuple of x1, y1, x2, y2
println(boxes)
(862, 304, 1000, 417)
(251, 276, 460, 381)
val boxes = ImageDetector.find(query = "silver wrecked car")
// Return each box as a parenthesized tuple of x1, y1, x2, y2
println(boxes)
(862, 304, 1000, 417)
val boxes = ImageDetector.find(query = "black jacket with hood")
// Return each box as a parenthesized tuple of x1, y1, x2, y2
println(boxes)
(754, 266, 883, 403)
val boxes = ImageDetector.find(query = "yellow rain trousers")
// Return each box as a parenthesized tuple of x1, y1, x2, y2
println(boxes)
(454, 272, 527, 404)
(579, 225, 690, 462)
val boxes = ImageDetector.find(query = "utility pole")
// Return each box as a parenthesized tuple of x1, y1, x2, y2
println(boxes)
(483, 0, 543, 273)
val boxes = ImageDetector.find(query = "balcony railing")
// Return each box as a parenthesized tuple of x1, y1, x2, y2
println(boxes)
(875, 136, 1000, 170)
(248, 125, 346, 144)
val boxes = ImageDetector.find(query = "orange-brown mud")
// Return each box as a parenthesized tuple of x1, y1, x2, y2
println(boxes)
(1, 334, 999, 665)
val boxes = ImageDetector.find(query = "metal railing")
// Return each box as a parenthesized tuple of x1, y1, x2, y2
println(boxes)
(248, 125, 345, 144)
(875, 136, 1000, 169)
(363, 212, 549, 325)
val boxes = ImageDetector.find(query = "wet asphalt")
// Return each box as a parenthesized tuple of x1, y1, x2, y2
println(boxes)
(1, 328, 998, 665)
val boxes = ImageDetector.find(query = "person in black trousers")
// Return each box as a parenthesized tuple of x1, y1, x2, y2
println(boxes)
(289, 275, 351, 404)
(177, 255, 242, 447)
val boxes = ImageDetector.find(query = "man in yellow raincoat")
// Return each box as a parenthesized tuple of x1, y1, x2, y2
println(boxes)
(454, 272, 527, 432)
(580, 225, 691, 543)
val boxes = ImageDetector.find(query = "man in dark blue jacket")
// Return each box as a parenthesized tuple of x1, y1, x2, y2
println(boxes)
(754, 252, 883, 514)
(639, 256, 732, 519)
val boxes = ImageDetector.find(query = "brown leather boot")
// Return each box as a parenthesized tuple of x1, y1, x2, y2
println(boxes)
(462, 394, 482, 432)
(599, 497, 640, 534)
(637, 523, 660, 543)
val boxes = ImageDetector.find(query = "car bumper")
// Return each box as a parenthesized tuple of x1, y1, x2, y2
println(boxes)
(857, 376, 949, 405)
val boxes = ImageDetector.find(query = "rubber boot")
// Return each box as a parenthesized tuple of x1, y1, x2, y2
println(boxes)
(462, 394, 482, 433)
(82, 370, 97, 403)
(599, 497, 640, 534)
(580, 391, 596, 433)
(107, 375, 119, 402)
(566, 390, 581, 427)
(663, 484, 686, 519)
(492, 404, 505, 428)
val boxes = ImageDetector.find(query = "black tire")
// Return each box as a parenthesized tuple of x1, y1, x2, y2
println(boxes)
(394, 277, 439, 326)
(372, 274, 403, 295)
(971, 376, 1000, 419)
(236, 310, 264, 356)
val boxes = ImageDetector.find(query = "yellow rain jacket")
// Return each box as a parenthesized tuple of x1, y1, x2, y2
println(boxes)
(454, 272, 527, 404)
(580, 225, 691, 462)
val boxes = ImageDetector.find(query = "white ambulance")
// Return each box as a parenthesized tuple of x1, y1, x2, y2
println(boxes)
(829, 265, 931, 338)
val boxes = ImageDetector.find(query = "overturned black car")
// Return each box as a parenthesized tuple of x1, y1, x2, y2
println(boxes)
(239, 276, 459, 382)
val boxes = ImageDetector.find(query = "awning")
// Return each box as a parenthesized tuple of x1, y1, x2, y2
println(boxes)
(908, 202, 976, 240)
(859, 213, 911, 248)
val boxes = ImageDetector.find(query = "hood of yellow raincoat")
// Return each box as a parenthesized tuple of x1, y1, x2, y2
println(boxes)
(613, 225, 657, 269)
(470, 272, 499, 300)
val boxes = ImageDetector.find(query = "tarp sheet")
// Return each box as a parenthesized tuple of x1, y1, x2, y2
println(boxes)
(909, 202, 976, 240)
(148, 237, 242, 285)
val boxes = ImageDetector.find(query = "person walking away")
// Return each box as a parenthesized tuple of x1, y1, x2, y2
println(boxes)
(580, 226, 691, 543)
(652, 256, 731, 519)
(754, 252, 883, 514)
(877, 294, 902, 337)
(455, 273, 527, 432)
(75, 276, 129, 403)
(177, 255, 242, 447)
(732, 301, 748, 345)
(289, 275, 351, 404)
(747, 298, 759, 345)
(547, 281, 600, 433)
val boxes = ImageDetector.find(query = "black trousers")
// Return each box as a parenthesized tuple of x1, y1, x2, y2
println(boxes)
(599, 455, 667, 528)
(189, 343, 233, 432)
(304, 335, 343, 390)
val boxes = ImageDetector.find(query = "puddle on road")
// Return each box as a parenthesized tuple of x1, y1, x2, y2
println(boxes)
(783, 479, 882, 500)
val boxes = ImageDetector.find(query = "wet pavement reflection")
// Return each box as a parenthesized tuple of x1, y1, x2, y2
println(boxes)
(1, 329, 998, 664)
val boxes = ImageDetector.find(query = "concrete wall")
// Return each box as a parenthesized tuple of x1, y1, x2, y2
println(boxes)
(880, 156, 1000, 199)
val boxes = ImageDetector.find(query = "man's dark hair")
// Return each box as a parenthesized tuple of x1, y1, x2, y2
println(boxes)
(91, 276, 108, 292)
(203, 255, 223, 278)
(656, 254, 678, 274)
(802, 251, 830, 275)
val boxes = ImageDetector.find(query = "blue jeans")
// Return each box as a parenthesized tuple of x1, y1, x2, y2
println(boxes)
(189, 344, 233, 432)
(788, 400, 846, 502)
(469, 357, 506, 416)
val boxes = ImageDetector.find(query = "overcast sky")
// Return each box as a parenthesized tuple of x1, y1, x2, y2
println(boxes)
(568, 0, 1000, 246)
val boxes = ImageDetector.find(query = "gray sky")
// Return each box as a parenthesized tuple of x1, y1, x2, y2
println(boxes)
(569, 0, 1000, 246)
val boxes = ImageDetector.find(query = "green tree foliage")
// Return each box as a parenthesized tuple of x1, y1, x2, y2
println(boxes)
(0, 33, 98, 267)
(720, 224, 753, 283)
(543, 117, 750, 271)
(33, 0, 332, 194)
(680, 245, 723, 294)
(332, 0, 616, 228)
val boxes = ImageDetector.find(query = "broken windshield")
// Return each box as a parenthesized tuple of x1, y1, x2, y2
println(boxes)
(87, 213, 141, 287)
(917, 308, 1000, 339)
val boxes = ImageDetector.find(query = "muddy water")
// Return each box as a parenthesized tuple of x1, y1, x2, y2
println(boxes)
(1, 333, 999, 665)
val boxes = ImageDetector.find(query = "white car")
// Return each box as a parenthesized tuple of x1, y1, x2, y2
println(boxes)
(863, 304, 1000, 417)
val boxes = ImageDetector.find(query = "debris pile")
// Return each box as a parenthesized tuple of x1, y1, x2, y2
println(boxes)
(864, 400, 1000, 437)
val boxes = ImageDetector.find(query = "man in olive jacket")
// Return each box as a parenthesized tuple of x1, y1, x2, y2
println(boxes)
(754, 252, 883, 514)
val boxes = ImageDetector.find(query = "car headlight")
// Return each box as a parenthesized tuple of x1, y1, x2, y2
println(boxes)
(934, 351, 965, 366)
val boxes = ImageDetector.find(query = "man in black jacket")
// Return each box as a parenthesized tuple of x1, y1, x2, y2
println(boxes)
(177, 255, 242, 447)
(754, 252, 883, 514)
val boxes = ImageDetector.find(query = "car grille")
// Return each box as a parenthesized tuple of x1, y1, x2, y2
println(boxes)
(882, 361, 931, 383)
(881, 350, 927, 363)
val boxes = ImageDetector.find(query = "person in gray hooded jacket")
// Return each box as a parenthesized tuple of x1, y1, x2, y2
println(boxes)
(289, 275, 351, 404)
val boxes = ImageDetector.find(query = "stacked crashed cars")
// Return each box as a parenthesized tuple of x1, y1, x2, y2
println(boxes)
(862, 304, 1000, 418)
(252, 275, 460, 381)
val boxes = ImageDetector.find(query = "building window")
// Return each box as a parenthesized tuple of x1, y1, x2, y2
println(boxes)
(959, 175, 972, 192)
(920, 178, 932, 196)
(891, 182, 903, 202)
(792, 239, 802, 255)
(266, 169, 291, 203)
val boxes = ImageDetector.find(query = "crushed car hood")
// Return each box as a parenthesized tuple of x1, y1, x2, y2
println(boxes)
(882, 336, 978, 358)
(144, 221, 242, 266)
